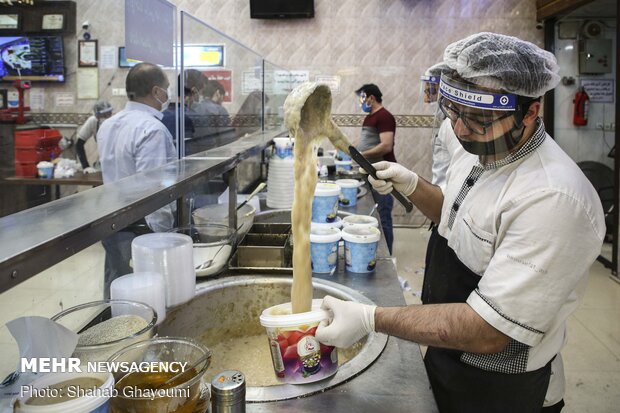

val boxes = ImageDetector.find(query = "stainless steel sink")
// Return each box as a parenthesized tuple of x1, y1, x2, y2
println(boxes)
(228, 209, 352, 274)
(158, 276, 387, 402)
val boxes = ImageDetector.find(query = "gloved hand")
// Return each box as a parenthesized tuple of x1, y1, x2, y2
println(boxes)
(83, 167, 97, 174)
(359, 161, 419, 196)
(315, 295, 376, 348)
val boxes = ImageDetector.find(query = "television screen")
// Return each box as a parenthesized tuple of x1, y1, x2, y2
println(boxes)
(250, 0, 314, 19)
(118, 46, 142, 68)
(0, 36, 65, 82)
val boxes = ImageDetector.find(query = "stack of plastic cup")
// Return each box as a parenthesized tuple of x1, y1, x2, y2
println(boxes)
(267, 138, 295, 209)
(131, 233, 195, 307)
(110, 272, 167, 324)
(273, 137, 294, 159)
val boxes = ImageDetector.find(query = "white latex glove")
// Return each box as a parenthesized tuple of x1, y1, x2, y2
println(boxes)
(83, 167, 97, 174)
(315, 295, 376, 348)
(359, 161, 419, 196)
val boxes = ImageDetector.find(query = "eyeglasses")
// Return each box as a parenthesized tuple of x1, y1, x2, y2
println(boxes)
(438, 96, 515, 135)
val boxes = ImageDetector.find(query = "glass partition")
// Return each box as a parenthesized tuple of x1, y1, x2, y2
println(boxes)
(179, 12, 265, 157)
(263, 61, 291, 131)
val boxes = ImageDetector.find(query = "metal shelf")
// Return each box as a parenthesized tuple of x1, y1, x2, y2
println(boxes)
(0, 130, 283, 294)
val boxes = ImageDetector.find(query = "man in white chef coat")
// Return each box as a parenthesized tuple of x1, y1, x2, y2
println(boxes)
(316, 32, 605, 412)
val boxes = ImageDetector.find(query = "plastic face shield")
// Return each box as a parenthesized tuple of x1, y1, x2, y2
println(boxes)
(420, 75, 440, 105)
(437, 76, 526, 156)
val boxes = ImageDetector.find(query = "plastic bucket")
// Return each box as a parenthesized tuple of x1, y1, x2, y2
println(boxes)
(312, 183, 340, 223)
(341, 226, 381, 273)
(13, 372, 114, 413)
(335, 179, 362, 207)
(342, 214, 379, 229)
(310, 217, 343, 230)
(259, 299, 338, 384)
(273, 137, 294, 159)
(310, 227, 341, 274)
(334, 160, 352, 172)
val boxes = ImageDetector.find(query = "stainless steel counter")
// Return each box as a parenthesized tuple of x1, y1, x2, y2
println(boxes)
(0, 130, 283, 293)
(241, 187, 439, 412)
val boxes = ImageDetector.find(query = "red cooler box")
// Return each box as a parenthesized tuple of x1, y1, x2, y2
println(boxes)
(14, 127, 62, 177)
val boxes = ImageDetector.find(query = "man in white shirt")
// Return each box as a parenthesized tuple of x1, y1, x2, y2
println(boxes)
(97, 62, 177, 298)
(316, 33, 606, 412)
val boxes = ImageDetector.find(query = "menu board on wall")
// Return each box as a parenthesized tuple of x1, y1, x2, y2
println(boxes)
(125, 0, 175, 67)
(581, 79, 615, 103)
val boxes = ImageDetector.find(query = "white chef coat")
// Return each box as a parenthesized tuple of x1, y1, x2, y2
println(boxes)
(438, 119, 605, 404)
(97, 101, 177, 232)
(77, 115, 99, 142)
(431, 118, 460, 190)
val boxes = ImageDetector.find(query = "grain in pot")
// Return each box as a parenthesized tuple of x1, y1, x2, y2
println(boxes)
(77, 314, 148, 345)
(283, 83, 353, 313)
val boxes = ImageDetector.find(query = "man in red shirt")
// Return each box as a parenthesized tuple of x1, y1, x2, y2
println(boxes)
(355, 84, 396, 254)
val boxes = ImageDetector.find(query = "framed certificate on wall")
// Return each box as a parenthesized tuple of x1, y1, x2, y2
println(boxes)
(78, 39, 98, 67)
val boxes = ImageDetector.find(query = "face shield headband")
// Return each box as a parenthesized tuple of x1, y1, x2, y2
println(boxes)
(438, 76, 531, 156)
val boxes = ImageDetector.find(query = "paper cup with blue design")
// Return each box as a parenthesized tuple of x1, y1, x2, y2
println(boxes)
(310, 226, 341, 274)
(342, 226, 381, 273)
(36, 161, 54, 179)
(273, 137, 294, 159)
(312, 182, 341, 223)
(336, 179, 362, 207)
(336, 149, 351, 161)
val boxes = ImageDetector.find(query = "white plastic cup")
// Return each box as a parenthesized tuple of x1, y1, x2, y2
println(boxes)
(13, 372, 114, 413)
(259, 299, 338, 384)
(334, 160, 352, 172)
(335, 179, 363, 207)
(131, 233, 195, 307)
(310, 227, 341, 274)
(342, 214, 379, 229)
(312, 182, 341, 223)
(273, 137, 294, 159)
(110, 272, 167, 325)
(341, 226, 381, 273)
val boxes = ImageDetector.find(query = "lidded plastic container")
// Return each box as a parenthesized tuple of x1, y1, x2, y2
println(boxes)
(335, 179, 363, 207)
(342, 214, 379, 229)
(259, 299, 338, 384)
(310, 227, 341, 274)
(312, 182, 341, 224)
(341, 226, 381, 273)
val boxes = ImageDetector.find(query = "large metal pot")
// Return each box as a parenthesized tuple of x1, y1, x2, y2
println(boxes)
(158, 276, 387, 402)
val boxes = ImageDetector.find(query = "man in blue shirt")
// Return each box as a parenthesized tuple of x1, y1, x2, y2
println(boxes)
(97, 62, 177, 298)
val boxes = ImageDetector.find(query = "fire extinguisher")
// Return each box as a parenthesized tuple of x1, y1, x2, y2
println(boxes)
(573, 87, 589, 126)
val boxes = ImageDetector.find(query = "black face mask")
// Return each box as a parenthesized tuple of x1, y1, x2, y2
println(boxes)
(456, 120, 526, 156)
